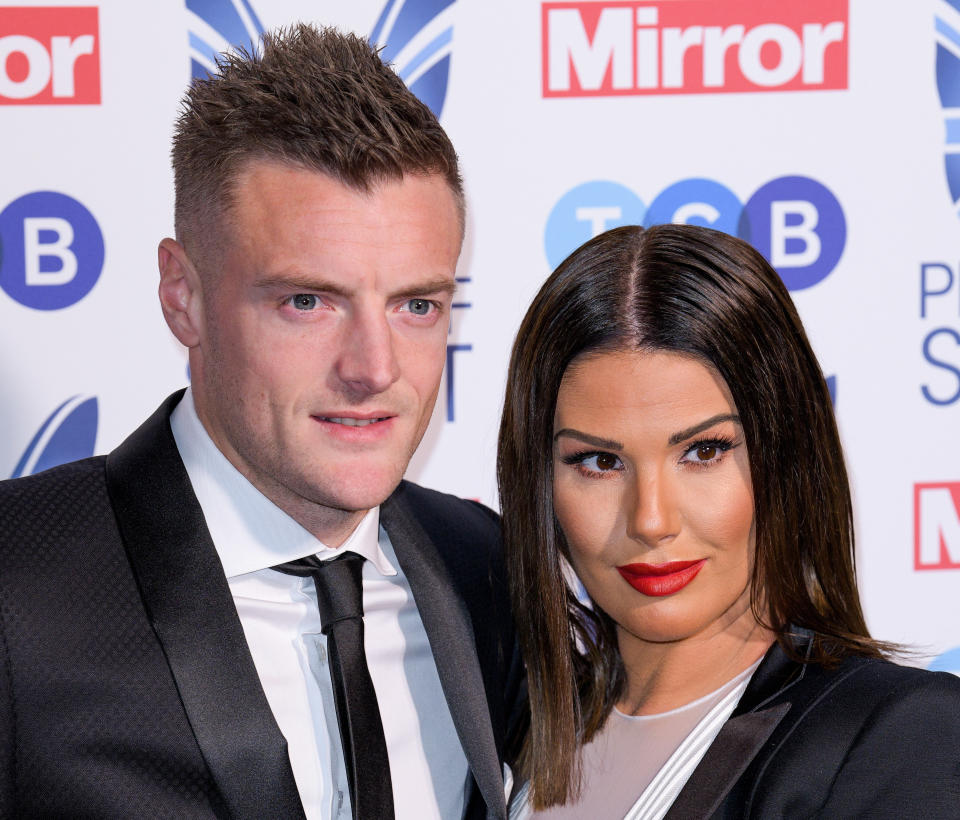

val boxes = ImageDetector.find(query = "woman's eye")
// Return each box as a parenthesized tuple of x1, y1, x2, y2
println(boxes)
(681, 442, 729, 465)
(581, 452, 622, 472)
(403, 298, 433, 316)
(289, 294, 318, 311)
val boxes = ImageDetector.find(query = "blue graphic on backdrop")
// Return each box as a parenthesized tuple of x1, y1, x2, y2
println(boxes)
(935, 1, 960, 213)
(739, 177, 846, 292)
(187, 0, 264, 80)
(371, 0, 454, 117)
(0, 191, 105, 310)
(825, 375, 837, 406)
(187, 1, 454, 118)
(545, 176, 846, 292)
(919, 262, 960, 406)
(645, 179, 742, 238)
(929, 646, 960, 677)
(545, 181, 645, 269)
(184, 0, 464, 416)
(11, 395, 98, 478)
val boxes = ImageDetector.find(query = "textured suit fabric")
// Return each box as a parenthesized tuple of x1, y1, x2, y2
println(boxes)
(0, 393, 521, 819)
(664, 632, 960, 819)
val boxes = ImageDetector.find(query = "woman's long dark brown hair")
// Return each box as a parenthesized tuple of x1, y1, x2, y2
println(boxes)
(497, 224, 888, 809)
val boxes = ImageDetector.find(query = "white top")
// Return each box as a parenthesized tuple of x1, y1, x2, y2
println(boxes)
(513, 659, 761, 820)
(171, 388, 470, 820)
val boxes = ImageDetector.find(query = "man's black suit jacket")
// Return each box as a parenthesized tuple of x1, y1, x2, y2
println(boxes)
(0, 392, 522, 819)
(663, 630, 960, 818)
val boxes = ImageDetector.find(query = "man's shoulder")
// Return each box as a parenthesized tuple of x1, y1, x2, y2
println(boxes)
(384, 480, 504, 587)
(0, 456, 108, 514)
(389, 479, 500, 536)
(0, 457, 116, 574)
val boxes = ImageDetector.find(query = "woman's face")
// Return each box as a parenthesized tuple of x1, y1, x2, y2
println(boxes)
(552, 349, 757, 650)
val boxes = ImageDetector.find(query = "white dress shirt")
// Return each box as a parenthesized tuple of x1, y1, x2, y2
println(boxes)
(170, 389, 469, 820)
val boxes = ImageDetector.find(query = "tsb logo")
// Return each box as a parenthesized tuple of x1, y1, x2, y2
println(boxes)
(0, 191, 105, 310)
(543, 0, 847, 97)
(915, 482, 960, 570)
(0, 7, 100, 104)
(544, 176, 846, 291)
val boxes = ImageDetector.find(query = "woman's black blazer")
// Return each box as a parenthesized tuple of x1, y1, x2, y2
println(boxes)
(664, 630, 960, 819)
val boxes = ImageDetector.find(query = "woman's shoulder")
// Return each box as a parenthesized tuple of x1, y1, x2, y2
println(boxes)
(811, 652, 960, 707)
(741, 637, 960, 770)
(755, 630, 960, 714)
(734, 647, 960, 817)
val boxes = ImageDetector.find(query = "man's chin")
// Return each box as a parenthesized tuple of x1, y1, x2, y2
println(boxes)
(304, 470, 405, 514)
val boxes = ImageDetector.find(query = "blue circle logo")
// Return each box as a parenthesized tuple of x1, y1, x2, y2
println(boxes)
(644, 178, 741, 236)
(740, 176, 846, 291)
(929, 647, 960, 676)
(0, 191, 105, 310)
(544, 181, 645, 269)
(546, 176, 846, 292)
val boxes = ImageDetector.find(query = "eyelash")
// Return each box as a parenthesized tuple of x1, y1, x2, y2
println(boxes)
(285, 295, 442, 316)
(286, 293, 323, 311)
(680, 435, 737, 468)
(561, 435, 738, 479)
(398, 298, 442, 317)
(560, 450, 624, 480)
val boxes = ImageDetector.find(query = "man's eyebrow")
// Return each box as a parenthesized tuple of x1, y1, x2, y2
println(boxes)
(553, 428, 624, 450)
(251, 274, 457, 300)
(388, 279, 457, 301)
(253, 273, 351, 296)
(667, 414, 741, 445)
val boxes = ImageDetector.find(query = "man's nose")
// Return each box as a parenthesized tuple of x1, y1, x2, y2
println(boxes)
(335, 308, 401, 396)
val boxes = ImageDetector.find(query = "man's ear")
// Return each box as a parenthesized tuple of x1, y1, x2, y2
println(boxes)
(158, 238, 203, 348)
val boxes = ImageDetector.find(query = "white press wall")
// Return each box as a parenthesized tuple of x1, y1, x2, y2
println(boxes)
(2, 0, 958, 670)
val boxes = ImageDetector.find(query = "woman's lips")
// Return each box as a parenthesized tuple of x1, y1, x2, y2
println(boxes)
(616, 559, 706, 597)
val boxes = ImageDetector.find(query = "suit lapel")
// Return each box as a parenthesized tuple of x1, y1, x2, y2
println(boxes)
(104, 393, 305, 820)
(380, 488, 506, 820)
(662, 703, 790, 819)
(663, 635, 811, 819)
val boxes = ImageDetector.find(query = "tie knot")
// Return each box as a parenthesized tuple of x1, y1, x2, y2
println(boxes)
(273, 551, 365, 633)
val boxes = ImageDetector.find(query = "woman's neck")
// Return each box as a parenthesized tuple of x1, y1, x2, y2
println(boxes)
(615, 602, 775, 716)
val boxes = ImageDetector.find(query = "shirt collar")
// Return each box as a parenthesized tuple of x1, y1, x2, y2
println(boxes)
(169, 388, 397, 579)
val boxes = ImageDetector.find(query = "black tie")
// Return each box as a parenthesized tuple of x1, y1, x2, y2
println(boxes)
(273, 552, 395, 820)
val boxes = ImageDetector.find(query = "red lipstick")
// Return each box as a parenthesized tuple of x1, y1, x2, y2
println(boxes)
(616, 559, 706, 597)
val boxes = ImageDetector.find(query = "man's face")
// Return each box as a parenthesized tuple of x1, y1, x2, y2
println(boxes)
(184, 160, 462, 537)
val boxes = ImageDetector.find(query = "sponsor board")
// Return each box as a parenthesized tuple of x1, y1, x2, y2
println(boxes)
(915, 482, 960, 570)
(0, 191, 105, 310)
(544, 175, 846, 291)
(0, 6, 100, 104)
(543, 0, 848, 98)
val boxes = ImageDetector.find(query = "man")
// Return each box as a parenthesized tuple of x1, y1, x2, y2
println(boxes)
(0, 24, 520, 820)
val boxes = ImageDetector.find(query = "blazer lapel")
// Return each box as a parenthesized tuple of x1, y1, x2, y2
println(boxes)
(663, 635, 811, 820)
(104, 393, 305, 820)
(380, 489, 506, 820)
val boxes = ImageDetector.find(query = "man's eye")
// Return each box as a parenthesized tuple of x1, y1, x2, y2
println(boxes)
(403, 298, 433, 316)
(290, 294, 318, 311)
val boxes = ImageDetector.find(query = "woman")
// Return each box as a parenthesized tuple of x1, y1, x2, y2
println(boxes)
(498, 224, 960, 819)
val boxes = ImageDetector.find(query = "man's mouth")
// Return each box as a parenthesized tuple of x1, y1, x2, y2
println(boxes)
(318, 416, 391, 427)
(320, 416, 390, 426)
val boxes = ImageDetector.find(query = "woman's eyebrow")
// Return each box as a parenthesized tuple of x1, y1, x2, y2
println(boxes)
(668, 413, 741, 446)
(553, 428, 624, 450)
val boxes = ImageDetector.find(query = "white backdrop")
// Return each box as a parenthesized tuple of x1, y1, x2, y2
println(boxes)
(2, 0, 958, 671)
